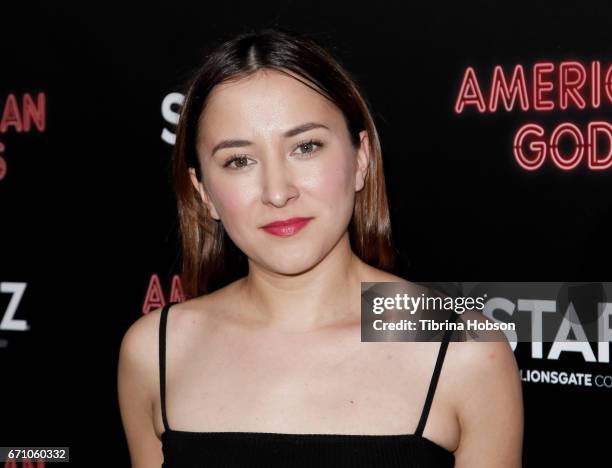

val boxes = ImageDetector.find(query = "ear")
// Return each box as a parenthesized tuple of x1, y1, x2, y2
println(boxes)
(355, 130, 370, 192)
(188, 167, 221, 221)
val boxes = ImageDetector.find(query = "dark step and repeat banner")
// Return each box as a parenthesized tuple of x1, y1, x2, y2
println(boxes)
(1, 1, 611, 467)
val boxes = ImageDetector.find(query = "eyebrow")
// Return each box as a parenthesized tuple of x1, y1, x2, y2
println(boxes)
(210, 122, 330, 157)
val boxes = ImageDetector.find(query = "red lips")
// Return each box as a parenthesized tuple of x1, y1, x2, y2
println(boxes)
(260, 217, 314, 237)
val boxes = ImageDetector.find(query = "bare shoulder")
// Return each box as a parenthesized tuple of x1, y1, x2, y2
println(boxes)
(119, 279, 243, 371)
(119, 300, 198, 368)
(117, 297, 217, 466)
(444, 311, 524, 467)
(116, 303, 184, 467)
(446, 309, 521, 407)
(446, 326, 520, 388)
(118, 305, 163, 389)
(117, 296, 219, 411)
(118, 301, 190, 408)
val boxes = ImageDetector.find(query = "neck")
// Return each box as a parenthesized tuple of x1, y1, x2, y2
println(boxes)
(237, 232, 367, 332)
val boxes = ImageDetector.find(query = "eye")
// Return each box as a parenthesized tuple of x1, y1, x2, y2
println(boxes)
(222, 139, 324, 170)
(223, 155, 254, 170)
(293, 139, 323, 157)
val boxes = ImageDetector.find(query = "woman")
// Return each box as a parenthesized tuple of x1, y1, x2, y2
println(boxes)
(118, 27, 523, 467)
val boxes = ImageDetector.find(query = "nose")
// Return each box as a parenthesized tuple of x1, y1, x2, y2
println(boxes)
(260, 155, 299, 207)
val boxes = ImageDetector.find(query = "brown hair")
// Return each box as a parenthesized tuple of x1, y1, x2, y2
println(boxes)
(172, 27, 397, 298)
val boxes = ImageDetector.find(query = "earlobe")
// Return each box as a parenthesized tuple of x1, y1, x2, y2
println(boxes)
(355, 130, 370, 192)
(188, 167, 221, 221)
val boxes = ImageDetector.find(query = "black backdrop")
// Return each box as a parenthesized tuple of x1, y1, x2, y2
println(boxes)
(1, 1, 611, 466)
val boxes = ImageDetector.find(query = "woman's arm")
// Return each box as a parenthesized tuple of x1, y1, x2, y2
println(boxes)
(117, 309, 165, 468)
(452, 327, 524, 468)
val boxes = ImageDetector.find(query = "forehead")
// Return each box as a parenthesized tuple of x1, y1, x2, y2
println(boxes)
(197, 69, 344, 143)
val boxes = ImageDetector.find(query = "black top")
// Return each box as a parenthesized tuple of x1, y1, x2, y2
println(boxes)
(159, 302, 458, 468)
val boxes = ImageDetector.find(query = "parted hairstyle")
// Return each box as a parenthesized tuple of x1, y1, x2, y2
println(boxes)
(172, 27, 397, 298)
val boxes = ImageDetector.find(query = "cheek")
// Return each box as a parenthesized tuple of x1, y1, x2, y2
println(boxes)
(302, 150, 356, 207)
(207, 175, 259, 222)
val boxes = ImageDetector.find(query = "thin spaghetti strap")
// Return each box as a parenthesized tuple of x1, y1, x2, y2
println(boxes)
(159, 301, 177, 433)
(415, 310, 459, 437)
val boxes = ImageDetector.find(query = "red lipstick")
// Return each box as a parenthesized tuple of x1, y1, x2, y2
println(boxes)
(260, 217, 314, 237)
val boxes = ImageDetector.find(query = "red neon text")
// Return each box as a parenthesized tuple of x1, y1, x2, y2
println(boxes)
(0, 93, 46, 133)
(455, 61, 612, 113)
(513, 121, 612, 170)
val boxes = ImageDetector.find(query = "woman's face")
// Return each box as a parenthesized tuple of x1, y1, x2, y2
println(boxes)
(190, 68, 370, 275)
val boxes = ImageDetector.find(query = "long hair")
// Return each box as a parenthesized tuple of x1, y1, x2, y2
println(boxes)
(172, 27, 397, 298)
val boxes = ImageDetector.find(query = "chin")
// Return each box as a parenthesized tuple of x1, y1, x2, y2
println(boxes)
(262, 248, 324, 276)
